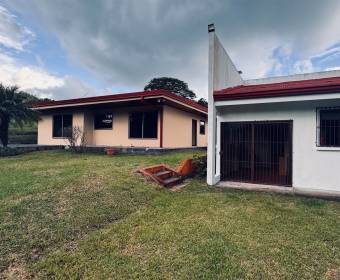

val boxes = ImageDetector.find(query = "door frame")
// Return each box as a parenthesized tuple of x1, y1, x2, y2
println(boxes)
(192, 119, 197, 146)
(220, 120, 293, 186)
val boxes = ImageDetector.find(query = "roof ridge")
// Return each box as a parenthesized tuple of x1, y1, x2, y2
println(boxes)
(32, 89, 207, 113)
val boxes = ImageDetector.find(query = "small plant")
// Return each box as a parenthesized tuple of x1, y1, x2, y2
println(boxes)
(65, 126, 87, 153)
(192, 153, 207, 177)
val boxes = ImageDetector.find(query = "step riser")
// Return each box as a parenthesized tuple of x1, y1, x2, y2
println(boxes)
(138, 164, 182, 188)
(158, 173, 173, 180)
(165, 180, 182, 187)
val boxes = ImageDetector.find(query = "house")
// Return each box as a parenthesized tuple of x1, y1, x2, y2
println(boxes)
(207, 24, 340, 197)
(32, 89, 207, 149)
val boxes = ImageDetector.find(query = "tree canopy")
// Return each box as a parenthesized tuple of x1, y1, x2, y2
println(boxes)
(0, 84, 38, 146)
(197, 98, 208, 107)
(144, 77, 197, 100)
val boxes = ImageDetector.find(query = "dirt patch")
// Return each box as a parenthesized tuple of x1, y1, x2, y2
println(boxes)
(1, 262, 30, 280)
(326, 268, 340, 280)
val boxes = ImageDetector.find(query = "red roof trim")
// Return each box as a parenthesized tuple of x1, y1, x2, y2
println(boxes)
(32, 89, 207, 113)
(214, 76, 340, 101)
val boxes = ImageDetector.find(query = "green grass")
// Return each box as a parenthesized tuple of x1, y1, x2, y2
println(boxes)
(0, 151, 339, 279)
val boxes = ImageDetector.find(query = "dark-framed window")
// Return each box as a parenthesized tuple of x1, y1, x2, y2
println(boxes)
(94, 113, 113, 130)
(129, 111, 158, 139)
(53, 114, 72, 138)
(200, 120, 206, 135)
(318, 108, 340, 147)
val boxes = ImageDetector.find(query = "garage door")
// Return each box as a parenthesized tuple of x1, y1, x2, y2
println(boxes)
(221, 121, 292, 186)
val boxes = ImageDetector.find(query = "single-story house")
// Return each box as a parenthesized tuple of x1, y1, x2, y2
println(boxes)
(207, 24, 340, 197)
(32, 89, 207, 148)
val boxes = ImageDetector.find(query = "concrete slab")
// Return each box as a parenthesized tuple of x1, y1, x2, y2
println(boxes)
(216, 181, 293, 195)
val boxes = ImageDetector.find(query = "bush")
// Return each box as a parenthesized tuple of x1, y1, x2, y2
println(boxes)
(65, 126, 87, 153)
(192, 154, 207, 178)
(0, 147, 20, 157)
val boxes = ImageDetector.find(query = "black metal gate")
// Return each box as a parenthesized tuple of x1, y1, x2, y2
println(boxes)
(221, 121, 292, 186)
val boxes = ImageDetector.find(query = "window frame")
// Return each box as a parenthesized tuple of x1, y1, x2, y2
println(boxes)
(128, 110, 158, 139)
(199, 120, 206, 135)
(316, 107, 340, 148)
(94, 112, 113, 130)
(52, 114, 73, 138)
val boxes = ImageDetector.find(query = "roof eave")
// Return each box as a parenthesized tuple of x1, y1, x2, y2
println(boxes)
(214, 85, 340, 101)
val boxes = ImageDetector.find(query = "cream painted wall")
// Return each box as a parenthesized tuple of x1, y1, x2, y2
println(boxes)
(38, 105, 207, 148)
(37, 111, 85, 145)
(38, 107, 160, 147)
(163, 105, 207, 148)
(91, 107, 160, 147)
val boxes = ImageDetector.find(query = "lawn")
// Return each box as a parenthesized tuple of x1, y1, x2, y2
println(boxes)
(0, 151, 339, 279)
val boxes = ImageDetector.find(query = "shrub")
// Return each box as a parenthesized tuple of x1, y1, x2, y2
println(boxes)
(192, 153, 207, 178)
(65, 126, 87, 153)
(0, 147, 20, 157)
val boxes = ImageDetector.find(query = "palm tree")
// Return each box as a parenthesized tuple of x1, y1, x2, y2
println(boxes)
(0, 84, 37, 147)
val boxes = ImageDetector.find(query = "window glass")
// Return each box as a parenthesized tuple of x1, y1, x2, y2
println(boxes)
(143, 111, 158, 138)
(63, 114, 73, 137)
(53, 115, 63, 137)
(52, 114, 72, 138)
(200, 120, 205, 135)
(319, 109, 340, 147)
(129, 111, 158, 139)
(129, 112, 143, 138)
(94, 113, 113, 129)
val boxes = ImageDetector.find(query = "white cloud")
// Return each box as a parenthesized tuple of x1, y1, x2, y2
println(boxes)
(0, 5, 34, 51)
(325, 66, 340, 71)
(0, 52, 97, 100)
(293, 60, 314, 74)
(34, 75, 97, 100)
(4, 0, 340, 95)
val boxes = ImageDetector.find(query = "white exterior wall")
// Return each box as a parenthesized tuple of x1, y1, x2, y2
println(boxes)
(216, 99, 340, 194)
(207, 25, 340, 195)
(207, 25, 244, 185)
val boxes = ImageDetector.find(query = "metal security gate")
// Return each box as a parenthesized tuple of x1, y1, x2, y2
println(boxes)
(221, 121, 292, 186)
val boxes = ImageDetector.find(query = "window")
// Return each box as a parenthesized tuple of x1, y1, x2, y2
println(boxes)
(53, 114, 72, 138)
(94, 113, 113, 129)
(318, 108, 340, 147)
(129, 111, 158, 139)
(200, 120, 205, 135)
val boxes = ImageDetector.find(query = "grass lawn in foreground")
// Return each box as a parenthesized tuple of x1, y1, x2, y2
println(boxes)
(0, 151, 339, 279)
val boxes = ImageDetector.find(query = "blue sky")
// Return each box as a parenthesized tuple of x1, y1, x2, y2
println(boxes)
(0, 0, 340, 100)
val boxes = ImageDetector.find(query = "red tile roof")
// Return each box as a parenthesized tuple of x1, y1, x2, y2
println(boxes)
(32, 89, 207, 113)
(214, 76, 340, 101)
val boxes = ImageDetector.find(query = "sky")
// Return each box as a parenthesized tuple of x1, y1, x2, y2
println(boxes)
(0, 0, 340, 101)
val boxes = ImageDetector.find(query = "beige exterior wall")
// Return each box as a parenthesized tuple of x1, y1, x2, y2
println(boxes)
(91, 106, 160, 147)
(162, 105, 207, 148)
(37, 105, 207, 148)
(38, 106, 161, 147)
(37, 111, 85, 145)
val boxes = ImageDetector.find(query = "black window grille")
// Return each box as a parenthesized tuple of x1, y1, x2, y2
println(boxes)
(318, 108, 340, 147)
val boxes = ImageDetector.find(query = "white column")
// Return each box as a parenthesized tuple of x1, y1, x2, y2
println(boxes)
(207, 25, 217, 185)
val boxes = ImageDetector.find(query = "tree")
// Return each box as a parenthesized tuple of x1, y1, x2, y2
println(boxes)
(197, 98, 208, 107)
(144, 77, 197, 100)
(0, 84, 37, 147)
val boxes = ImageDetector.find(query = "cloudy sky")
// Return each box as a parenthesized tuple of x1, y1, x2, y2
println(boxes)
(0, 0, 340, 100)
